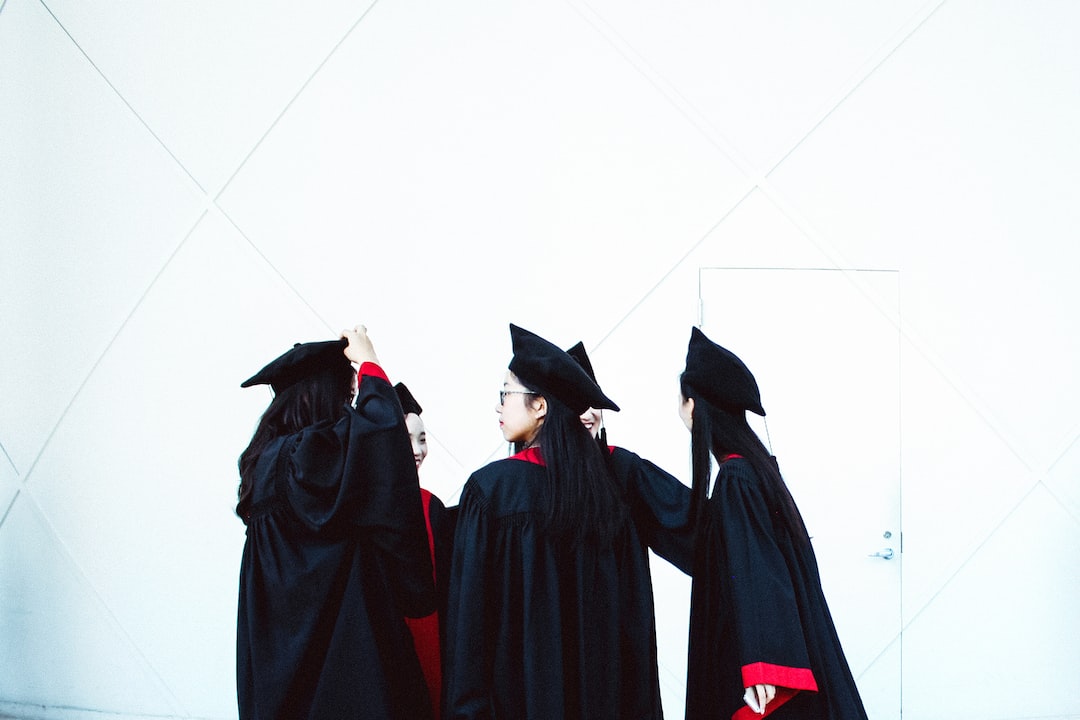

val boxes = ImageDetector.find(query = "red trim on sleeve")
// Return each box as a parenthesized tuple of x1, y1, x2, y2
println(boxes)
(731, 661, 818, 719)
(741, 662, 818, 692)
(732, 686, 800, 720)
(358, 362, 389, 384)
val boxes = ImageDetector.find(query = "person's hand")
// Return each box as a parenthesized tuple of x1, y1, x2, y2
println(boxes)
(743, 684, 776, 715)
(341, 324, 379, 366)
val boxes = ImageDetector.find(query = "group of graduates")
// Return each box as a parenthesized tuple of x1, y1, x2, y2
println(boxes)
(235, 322, 869, 720)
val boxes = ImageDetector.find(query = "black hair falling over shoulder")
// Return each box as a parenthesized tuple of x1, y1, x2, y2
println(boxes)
(536, 397, 628, 548)
(237, 366, 354, 518)
(688, 397, 714, 527)
(689, 392, 811, 549)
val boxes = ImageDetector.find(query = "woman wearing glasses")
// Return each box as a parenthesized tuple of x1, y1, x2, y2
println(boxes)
(443, 324, 691, 720)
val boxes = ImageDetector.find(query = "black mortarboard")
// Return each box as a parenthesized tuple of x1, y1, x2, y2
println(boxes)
(241, 338, 351, 393)
(508, 324, 619, 415)
(394, 382, 423, 416)
(566, 341, 597, 384)
(682, 327, 766, 416)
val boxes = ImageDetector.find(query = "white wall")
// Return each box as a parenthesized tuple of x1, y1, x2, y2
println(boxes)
(3, 1, 1078, 718)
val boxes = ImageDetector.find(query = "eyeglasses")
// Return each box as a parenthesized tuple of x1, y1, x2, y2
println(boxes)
(499, 390, 538, 406)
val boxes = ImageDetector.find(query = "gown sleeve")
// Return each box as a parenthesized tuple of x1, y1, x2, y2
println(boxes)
(710, 464, 818, 717)
(442, 479, 493, 720)
(282, 363, 435, 618)
(611, 447, 695, 574)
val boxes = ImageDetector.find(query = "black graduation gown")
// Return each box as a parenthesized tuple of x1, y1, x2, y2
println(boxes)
(237, 367, 436, 720)
(685, 457, 868, 720)
(443, 446, 692, 720)
(608, 447, 695, 576)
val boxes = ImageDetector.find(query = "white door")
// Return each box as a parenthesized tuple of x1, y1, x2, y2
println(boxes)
(699, 267, 901, 719)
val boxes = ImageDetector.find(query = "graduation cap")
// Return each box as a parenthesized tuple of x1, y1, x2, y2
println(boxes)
(682, 327, 766, 416)
(241, 338, 351, 393)
(508, 324, 619, 415)
(394, 382, 423, 416)
(566, 341, 597, 384)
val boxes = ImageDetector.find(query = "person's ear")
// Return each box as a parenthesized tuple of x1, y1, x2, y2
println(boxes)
(532, 395, 547, 420)
(680, 395, 695, 431)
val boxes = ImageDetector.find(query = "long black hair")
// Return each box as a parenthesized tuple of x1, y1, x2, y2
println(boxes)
(516, 380, 628, 548)
(681, 374, 809, 546)
(237, 366, 355, 518)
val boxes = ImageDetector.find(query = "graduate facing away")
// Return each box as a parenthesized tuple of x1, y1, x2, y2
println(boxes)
(679, 327, 869, 720)
(236, 327, 435, 720)
(443, 324, 693, 720)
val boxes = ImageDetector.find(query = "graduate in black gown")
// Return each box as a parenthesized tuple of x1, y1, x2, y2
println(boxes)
(236, 326, 435, 720)
(566, 341, 609, 446)
(443, 324, 692, 720)
(395, 382, 455, 720)
(678, 327, 868, 720)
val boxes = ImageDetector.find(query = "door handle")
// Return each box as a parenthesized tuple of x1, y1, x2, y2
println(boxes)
(869, 548, 894, 560)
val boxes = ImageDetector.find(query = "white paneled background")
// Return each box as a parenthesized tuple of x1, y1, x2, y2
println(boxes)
(3, 0, 1078, 718)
